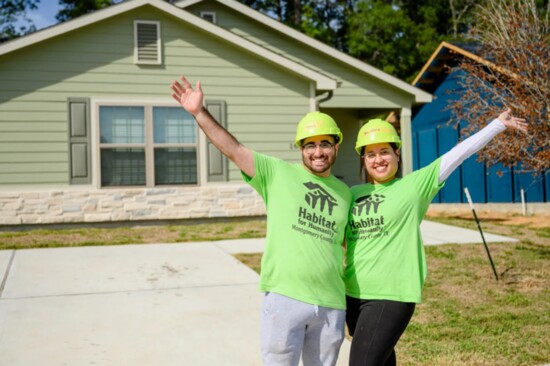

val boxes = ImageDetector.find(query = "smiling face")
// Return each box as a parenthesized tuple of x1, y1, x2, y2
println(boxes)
(363, 142, 400, 184)
(300, 134, 339, 177)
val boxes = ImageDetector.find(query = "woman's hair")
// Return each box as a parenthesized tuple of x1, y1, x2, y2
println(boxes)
(359, 143, 399, 157)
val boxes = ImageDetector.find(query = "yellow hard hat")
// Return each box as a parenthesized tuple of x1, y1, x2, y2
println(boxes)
(295, 112, 343, 147)
(355, 119, 401, 155)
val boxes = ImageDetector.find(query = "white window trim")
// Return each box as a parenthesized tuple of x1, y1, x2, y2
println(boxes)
(133, 20, 161, 65)
(198, 129, 209, 185)
(90, 98, 202, 188)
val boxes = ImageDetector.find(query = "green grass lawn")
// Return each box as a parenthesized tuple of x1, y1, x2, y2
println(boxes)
(0, 219, 267, 250)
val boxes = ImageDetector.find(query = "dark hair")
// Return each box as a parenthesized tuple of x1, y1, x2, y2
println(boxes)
(300, 134, 339, 147)
(360, 142, 399, 157)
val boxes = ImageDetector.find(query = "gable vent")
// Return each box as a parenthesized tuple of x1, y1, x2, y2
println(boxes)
(134, 21, 161, 64)
(200, 12, 216, 23)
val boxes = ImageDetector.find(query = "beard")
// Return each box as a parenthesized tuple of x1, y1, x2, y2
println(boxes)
(302, 153, 337, 177)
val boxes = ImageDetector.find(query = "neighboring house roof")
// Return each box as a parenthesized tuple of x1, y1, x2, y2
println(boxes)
(176, 0, 432, 104)
(386, 41, 476, 121)
(0, 0, 337, 90)
(412, 41, 522, 94)
(412, 41, 483, 94)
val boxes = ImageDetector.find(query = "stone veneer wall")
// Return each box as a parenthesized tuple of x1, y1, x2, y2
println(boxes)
(0, 184, 266, 226)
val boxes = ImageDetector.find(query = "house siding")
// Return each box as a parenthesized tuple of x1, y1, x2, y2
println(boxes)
(0, 6, 312, 188)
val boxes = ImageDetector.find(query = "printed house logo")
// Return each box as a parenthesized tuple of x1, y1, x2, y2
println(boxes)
(303, 182, 338, 215)
(352, 194, 385, 216)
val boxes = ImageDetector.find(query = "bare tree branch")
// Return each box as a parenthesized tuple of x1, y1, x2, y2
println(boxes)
(449, 0, 549, 173)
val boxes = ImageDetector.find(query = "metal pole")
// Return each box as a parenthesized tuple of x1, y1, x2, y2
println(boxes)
(464, 188, 499, 281)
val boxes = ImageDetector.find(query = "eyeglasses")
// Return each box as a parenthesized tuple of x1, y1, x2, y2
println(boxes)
(302, 141, 335, 153)
(362, 150, 394, 162)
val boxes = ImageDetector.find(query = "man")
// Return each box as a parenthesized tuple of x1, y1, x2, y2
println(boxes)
(170, 76, 351, 366)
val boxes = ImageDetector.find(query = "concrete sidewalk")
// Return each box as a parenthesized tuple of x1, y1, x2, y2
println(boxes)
(0, 220, 518, 366)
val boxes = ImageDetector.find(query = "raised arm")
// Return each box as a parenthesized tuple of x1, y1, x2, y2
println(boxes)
(170, 76, 255, 177)
(439, 109, 527, 183)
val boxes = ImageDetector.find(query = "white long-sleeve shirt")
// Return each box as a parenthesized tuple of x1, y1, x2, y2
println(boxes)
(438, 119, 506, 184)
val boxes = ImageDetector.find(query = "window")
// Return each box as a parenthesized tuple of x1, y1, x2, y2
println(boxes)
(200, 12, 216, 23)
(99, 105, 197, 187)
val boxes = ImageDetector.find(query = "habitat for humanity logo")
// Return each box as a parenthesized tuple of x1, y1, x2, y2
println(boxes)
(352, 193, 385, 216)
(303, 182, 337, 214)
(291, 181, 339, 243)
(349, 193, 386, 237)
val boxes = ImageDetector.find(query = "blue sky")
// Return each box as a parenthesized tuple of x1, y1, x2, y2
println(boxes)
(23, 0, 61, 30)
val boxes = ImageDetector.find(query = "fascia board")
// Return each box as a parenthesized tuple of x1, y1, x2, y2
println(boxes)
(174, 0, 203, 6)
(411, 42, 449, 86)
(442, 41, 517, 78)
(178, 0, 432, 103)
(0, 0, 337, 91)
(414, 41, 523, 87)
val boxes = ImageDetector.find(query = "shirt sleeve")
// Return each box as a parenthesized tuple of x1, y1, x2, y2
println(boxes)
(417, 157, 445, 201)
(439, 119, 506, 183)
(241, 151, 277, 201)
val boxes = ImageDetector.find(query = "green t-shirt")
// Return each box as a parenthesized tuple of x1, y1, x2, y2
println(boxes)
(243, 152, 352, 309)
(345, 158, 444, 304)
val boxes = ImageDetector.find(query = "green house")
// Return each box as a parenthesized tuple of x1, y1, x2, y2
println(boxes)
(0, 0, 431, 225)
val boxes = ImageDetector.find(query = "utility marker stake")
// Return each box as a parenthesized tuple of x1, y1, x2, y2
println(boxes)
(464, 187, 499, 281)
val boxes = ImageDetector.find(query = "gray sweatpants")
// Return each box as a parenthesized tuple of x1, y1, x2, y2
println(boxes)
(261, 292, 345, 366)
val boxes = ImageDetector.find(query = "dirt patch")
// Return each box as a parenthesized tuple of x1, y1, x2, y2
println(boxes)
(426, 208, 550, 229)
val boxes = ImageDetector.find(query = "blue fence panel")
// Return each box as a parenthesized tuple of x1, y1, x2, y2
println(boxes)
(461, 156, 487, 203)
(514, 165, 545, 202)
(460, 121, 487, 203)
(437, 125, 462, 202)
(417, 129, 440, 202)
(487, 164, 513, 202)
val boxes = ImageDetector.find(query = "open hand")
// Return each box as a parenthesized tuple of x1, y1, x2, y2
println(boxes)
(498, 108, 528, 133)
(170, 76, 204, 116)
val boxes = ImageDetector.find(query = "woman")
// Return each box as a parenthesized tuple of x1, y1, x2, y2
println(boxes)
(344, 109, 527, 366)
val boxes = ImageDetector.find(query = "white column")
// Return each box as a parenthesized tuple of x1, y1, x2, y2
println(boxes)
(309, 82, 316, 111)
(399, 107, 413, 176)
